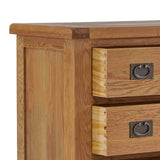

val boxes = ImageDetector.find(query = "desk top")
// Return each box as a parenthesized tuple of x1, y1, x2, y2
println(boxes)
(10, 20, 160, 39)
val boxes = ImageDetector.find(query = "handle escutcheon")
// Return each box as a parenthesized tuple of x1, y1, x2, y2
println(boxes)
(130, 120, 153, 138)
(130, 63, 153, 80)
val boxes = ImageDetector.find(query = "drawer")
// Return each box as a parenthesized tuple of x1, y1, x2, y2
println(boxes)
(92, 104, 160, 156)
(92, 47, 160, 98)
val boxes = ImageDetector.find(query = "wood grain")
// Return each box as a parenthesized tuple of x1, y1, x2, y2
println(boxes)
(16, 36, 77, 160)
(92, 47, 160, 98)
(63, 40, 76, 160)
(91, 37, 160, 159)
(10, 21, 160, 39)
(91, 37, 160, 48)
(90, 26, 160, 39)
(13, 22, 160, 160)
(72, 28, 89, 39)
(92, 48, 107, 97)
(92, 104, 160, 156)
(92, 107, 107, 155)
(25, 48, 64, 160)
(74, 39, 93, 160)
(17, 36, 25, 160)
(23, 36, 64, 51)
(10, 24, 73, 39)
(10, 24, 89, 39)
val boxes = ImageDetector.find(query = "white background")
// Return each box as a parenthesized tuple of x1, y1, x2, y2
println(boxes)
(1, 0, 160, 159)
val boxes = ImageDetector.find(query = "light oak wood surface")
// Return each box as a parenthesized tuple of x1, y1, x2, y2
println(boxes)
(92, 47, 160, 98)
(17, 36, 25, 160)
(16, 35, 160, 160)
(13, 21, 160, 160)
(92, 104, 160, 156)
(74, 39, 93, 160)
(92, 107, 107, 155)
(92, 48, 107, 97)
(10, 21, 160, 39)
(23, 36, 64, 51)
(63, 40, 76, 160)
(25, 48, 64, 160)
(17, 36, 76, 160)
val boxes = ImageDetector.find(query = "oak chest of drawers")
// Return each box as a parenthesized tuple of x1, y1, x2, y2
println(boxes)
(10, 21, 160, 160)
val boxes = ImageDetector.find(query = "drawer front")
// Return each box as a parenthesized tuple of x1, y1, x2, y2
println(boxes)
(92, 47, 160, 98)
(92, 104, 160, 156)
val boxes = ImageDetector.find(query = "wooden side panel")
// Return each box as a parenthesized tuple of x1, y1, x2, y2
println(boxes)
(92, 106, 107, 155)
(25, 48, 64, 160)
(92, 48, 107, 97)
(17, 36, 25, 160)
(92, 104, 160, 156)
(17, 36, 76, 160)
(17, 36, 75, 160)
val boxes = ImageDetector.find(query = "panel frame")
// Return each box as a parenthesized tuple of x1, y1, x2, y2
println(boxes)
(17, 36, 26, 160)
(17, 36, 76, 160)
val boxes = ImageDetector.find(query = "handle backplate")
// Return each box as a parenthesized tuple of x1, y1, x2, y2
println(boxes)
(130, 63, 153, 80)
(130, 120, 153, 138)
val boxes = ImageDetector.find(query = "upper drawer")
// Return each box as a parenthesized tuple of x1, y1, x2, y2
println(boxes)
(92, 47, 160, 98)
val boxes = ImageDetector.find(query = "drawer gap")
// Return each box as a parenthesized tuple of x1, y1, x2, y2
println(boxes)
(93, 96, 160, 107)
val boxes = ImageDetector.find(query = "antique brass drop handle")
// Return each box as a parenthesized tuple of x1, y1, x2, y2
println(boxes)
(133, 122, 151, 137)
(130, 120, 153, 138)
(133, 64, 151, 79)
(130, 63, 153, 80)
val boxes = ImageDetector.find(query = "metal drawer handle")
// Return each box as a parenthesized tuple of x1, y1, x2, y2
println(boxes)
(133, 122, 151, 137)
(134, 64, 151, 79)
(130, 120, 153, 138)
(130, 63, 153, 80)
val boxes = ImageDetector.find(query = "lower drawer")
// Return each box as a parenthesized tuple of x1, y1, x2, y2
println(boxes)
(92, 104, 160, 156)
